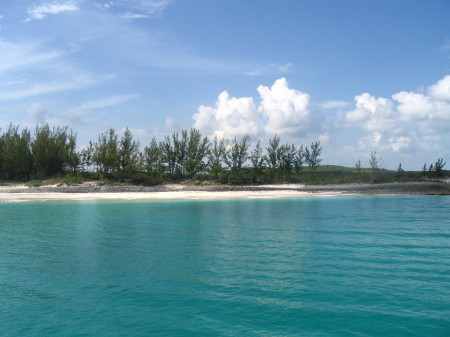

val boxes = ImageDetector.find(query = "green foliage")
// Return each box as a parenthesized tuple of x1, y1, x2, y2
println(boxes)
(265, 134, 282, 179)
(93, 128, 120, 174)
(143, 137, 165, 177)
(183, 128, 210, 178)
(31, 124, 79, 179)
(250, 140, 265, 182)
(26, 180, 42, 188)
(207, 136, 227, 180)
(60, 173, 84, 185)
(294, 145, 305, 175)
(224, 134, 251, 183)
(0, 124, 33, 180)
(0, 122, 447, 186)
(434, 158, 446, 176)
(119, 127, 141, 173)
(279, 143, 297, 179)
(304, 141, 322, 173)
(369, 151, 383, 182)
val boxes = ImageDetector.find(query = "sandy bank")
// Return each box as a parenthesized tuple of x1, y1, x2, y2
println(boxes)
(0, 181, 448, 201)
(0, 190, 318, 201)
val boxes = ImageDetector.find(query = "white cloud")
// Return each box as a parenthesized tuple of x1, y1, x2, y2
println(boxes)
(26, 103, 47, 123)
(345, 75, 450, 154)
(393, 91, 434, 121)
(193, 78, 321, 140)
(26, 1, 80, 21)
(428, 75, 450, 101)
(258, 78, 313, 136)
(346, 93, 396, 130)
(193, 91, 260, 139)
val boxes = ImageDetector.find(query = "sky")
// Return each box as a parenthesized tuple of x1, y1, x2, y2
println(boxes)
(0, 0, 449, 170)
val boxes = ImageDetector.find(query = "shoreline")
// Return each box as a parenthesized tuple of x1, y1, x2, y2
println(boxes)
(0, 181, 449, 201)
(0, 190, 318, 202)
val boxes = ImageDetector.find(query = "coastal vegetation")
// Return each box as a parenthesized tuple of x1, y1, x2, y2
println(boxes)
(0, 123, 447, 186)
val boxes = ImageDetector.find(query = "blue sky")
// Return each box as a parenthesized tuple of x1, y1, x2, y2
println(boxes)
(0, 0, 449, 169)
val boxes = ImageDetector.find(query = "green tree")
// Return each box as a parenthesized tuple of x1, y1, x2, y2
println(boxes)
(304, 141, 322, 173)
(396, 163, 404, 179)
(250, 140, 265, 182)
(183, 128, 209, 178)
(369, 151, 383, 182)
(0, 124, 32, 180)
(421, 163, 427, 173)
(31, 124, 72, 178)
(207, 136, 227, 180)
(225, 135, 251, 182)
(293, 145, 305, 176)
(434, 158, 446, 177)
(265, 134, 282, 179)
(119, 128, 141, 173)
(64, 131, 79, 174)
(279, 143, 297, 179)
(143, 138, 165, 177)
(80, 141, 95, 172)
(93, 129, 120, 174)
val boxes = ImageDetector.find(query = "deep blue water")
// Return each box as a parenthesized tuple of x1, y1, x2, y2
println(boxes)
(1, 195, 449, 336)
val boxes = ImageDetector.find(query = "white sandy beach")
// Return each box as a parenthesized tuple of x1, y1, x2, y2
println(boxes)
(1, 180, 448, 201)
(0, 189, 318, 202)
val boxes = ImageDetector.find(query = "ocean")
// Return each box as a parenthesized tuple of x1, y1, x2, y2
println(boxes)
(1, 195, 449, 336)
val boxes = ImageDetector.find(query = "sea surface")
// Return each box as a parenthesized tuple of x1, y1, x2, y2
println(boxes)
(1, 195, 449, 336)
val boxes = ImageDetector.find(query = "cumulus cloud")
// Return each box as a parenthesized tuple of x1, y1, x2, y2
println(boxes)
(346, 93, 397, 132)
(428, 75, 450, 101)
(345, 75, 450, 152)
(193, 78, 320, 140)
(193, 91, 260, 139)
(393, 91, 436, 121)
(26, 1, 80, 21)
(258, 78, 314, 136)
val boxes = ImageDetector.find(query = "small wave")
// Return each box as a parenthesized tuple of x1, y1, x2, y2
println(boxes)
(1, 199, 29, 203)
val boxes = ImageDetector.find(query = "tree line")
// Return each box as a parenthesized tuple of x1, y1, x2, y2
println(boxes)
(0, 123, 324, 184)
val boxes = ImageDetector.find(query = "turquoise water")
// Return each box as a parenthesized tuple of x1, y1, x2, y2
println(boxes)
(1, 195, 449, 336)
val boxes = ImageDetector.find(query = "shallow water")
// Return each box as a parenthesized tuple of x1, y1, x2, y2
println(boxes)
(1, 195, 449, 336)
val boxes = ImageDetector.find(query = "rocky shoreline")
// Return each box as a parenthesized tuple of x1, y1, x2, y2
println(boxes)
(1, 181, 450, 195)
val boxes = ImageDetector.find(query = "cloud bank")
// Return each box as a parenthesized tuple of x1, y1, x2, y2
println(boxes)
(192, 75, 450, 168)
(346, 75, 450, 153)
(193, 78, 321, 140)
